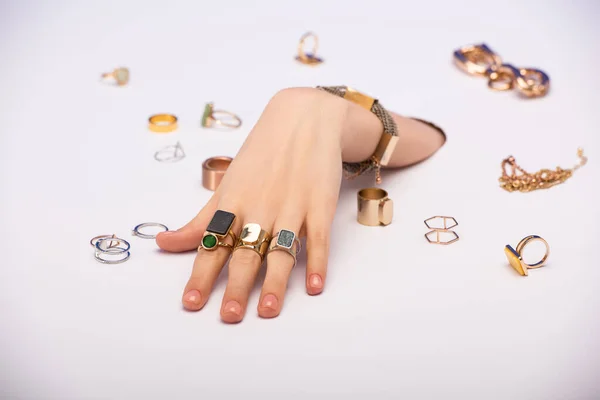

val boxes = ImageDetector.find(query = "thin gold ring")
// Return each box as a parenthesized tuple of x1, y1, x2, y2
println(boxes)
(515, 68, 550, 98)
(296, 32, 323, 65)
(504, 235, 550, 276)
(148, 114, 178, 133)
(487, 64, 519, 91)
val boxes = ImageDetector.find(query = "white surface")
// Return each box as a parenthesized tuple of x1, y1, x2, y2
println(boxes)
(1, 1, 599, 399)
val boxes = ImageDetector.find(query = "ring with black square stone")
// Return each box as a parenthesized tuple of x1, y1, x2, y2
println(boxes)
(199, 210, 237, 251)
(267, 230, 301, 267)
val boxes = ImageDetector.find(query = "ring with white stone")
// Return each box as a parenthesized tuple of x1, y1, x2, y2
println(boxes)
(94, 236, 131, 264)
(132, 222, 169, 239)
(101, 67, 130, 86)
(267, 230, 301, 267)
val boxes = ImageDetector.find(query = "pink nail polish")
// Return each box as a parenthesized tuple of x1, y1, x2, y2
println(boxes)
(261, 294, 279, 310)
(310, 274, 323, 289)
(223, 300, 242, 316)
(184, 289, 202, 305)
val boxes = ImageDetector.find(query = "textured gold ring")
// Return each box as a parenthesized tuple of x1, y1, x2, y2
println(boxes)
(504, 235, 550, 276)
(149, 114, 178, 133)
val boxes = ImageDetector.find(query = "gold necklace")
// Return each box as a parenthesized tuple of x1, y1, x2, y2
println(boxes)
(499, 148, 587, 192)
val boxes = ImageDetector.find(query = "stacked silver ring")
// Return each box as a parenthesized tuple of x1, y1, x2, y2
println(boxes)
(91, 235, 131, 264)
(267, 229, 301, 267)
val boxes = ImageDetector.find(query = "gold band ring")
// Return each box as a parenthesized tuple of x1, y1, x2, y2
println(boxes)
(234, 223, 271, 261)
(202, 156, 233, 191)
(149, 114, 178, 133)
(357, 188, 393, 226)
(296, 32, 323, 65)
(505, 235, 550, 276)
(201, 103, 242, 129)
(199, 210, 237, 252)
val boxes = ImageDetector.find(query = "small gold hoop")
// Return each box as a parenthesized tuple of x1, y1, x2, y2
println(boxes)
(515, 68, 550, 98)
(487, 64, 519, 91)
(296, 32, 323, 65)
(453, 43, 502, 76)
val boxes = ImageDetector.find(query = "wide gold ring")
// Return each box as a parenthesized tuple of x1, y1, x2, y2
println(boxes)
(202, 156, 233, 191)
(149, 114, 178, 133)
(357, 188, 393, 226)
(504, 235, 550, 276)
(296, 32, 323, 65)
(201, 102, 242, 129)
(234, 223, 271, 262)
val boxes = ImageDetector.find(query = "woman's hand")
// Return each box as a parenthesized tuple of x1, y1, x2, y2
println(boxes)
(156, 87, 445, 322)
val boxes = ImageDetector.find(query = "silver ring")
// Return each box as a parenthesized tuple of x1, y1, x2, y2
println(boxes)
(94, 236, 131, 264)
(89, 234, 120, 248)
(267, 229, 301, 267)
(132, 222, 169, 239)
(154, 142, 185, 163)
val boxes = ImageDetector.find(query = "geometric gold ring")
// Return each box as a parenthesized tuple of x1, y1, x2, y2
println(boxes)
(504, 235, 550, 276)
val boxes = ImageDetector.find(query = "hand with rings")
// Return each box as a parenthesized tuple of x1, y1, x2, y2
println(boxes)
(156, 87, 446, 322)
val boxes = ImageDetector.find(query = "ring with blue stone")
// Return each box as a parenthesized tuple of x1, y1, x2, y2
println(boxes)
(199, 210, 237, 252)
(266, 229, 301, 267)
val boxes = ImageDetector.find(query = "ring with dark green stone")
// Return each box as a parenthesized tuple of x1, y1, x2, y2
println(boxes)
(198, 210, 237, 252)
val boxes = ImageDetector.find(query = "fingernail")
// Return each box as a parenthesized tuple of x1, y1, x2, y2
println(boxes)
(160, 231, 176, 237)
(309, 274, 323, 289)
(184, 289, 202, 305)
(261, 294, 279, 310)
(223, 300, 242, 316)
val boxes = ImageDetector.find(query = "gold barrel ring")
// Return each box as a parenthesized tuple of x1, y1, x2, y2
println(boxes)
(148, 114, 178, 133)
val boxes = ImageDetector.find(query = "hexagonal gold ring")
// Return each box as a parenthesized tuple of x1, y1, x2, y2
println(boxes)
(357, 188, 393, 226)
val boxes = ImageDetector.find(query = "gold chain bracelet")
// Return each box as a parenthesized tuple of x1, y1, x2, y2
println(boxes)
(499, 148, 587, 192)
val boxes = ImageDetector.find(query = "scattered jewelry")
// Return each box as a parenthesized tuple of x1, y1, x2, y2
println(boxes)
(453, 43, 549, 98)
(148, 114, 178, 133)
(94, 236, 131, 264)
(201, 102, 242, 129)
(202, 156, 232, 191)
(424, 216, 459, 245)
(296, 32, 323, 65)
(357, 188, 393, 226)
(101, 67, 130, 86)
(499, 148, 587, 192)
(132, 222, 169, 239)
(154, 142, 186, 163)
(505, 235, 549, 276)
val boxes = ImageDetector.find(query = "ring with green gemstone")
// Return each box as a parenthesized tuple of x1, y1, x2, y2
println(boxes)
(199, 210, 237, 252)
(266, 229, 301, 267)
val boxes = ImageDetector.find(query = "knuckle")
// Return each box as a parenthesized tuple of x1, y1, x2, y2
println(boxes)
(231, 249, 260, 267)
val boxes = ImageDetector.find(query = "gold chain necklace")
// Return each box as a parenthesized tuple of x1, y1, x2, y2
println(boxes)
(499, 148, 587, 192)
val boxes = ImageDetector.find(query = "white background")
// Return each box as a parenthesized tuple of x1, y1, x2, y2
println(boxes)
(1, 0, 599, 399)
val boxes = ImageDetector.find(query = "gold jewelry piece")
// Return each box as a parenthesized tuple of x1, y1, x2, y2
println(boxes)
(234, 223, 271, 261)
(267, 230, 301, 267)
(424, 216, 459, 245)
(454, 43, 550, 98)
(357, 188, 393, 226)
(199, 210, 237, 251)
(148, 114, 178, 133)
(505, 235, 549, 276)
(499, 148, 587, 192)
(296, 32, 323, 65)
(202, 156, 232, 191)
(201, 102, 242, 129)
(318, 86, 399, 184)
(101, 67, 129, 86)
